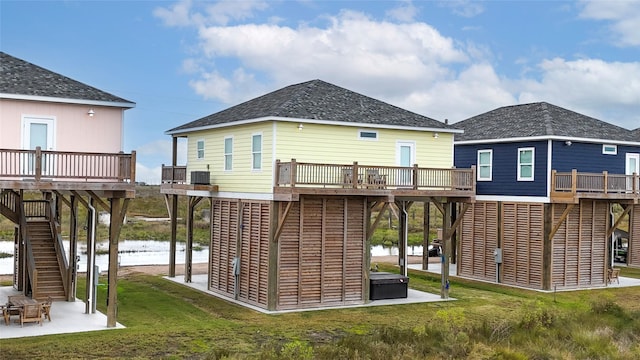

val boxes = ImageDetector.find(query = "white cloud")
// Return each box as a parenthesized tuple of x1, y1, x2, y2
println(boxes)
(203, 0, 269, 26)
(153, 0, 198, 27)
(154, 0, 269, 27)
(135, 163, 163, 185)
(135, 139, 188, 184)
(440, 0, 485, 18)
(137, 139, 188, 164)
(579, 0, 640, 47)
(386, 0, 419, 22)
(518, 58, 640, 129)
(398, 63, 516, 122)
(191, 10, 468, 104)
(157, 1, 639, 133)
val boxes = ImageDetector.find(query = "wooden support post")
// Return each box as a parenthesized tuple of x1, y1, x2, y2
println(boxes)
(184, 197, 197, 283)
(67, 195, 78, 302)
(423, 201, 430, 270)
(107, 197, 128, 328)
(441, 202, 452, 299)
(267, 202, 280, 311)
(35, 146, 42, 181)
(184, 197, 202, 283)
(364, 198, 371, 302)
(169, 194, 178, 278)
(543, 204, 552, 290)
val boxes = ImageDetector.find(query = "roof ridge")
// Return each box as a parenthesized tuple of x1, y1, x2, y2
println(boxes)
(540, 102, 555, 136)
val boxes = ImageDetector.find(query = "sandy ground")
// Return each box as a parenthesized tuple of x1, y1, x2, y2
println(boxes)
(0, 255, 437, 282)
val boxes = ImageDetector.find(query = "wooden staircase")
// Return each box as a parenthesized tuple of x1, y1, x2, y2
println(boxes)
(26, 220, 66, 300)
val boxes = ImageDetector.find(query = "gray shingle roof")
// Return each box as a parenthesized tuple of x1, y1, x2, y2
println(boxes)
(167, 79, 451, 134)
(0, 52, 134, 106)
(633, 128, 640, 140)
(454, 102, 637, 143)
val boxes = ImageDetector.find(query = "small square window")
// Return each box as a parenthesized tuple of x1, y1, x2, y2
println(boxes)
(602, 144, 617, 155)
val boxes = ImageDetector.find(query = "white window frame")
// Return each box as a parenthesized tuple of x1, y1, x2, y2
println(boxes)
(517, 147, 535, 181)
(224, 136, 233, 171)
(196, 139, 205, 160)
(602, 144, 618, 155)
(358, 130, 378, 141)
(251, 133, 262, 171)
(477, 149, 493, 181)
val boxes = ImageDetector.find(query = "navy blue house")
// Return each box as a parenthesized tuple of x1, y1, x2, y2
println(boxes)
(453, 102, 639, 290)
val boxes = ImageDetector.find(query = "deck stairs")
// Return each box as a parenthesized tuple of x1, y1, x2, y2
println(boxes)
(26, 220, 66, 300)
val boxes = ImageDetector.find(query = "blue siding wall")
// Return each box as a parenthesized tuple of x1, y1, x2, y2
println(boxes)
(455, 141, 548, 196)
(551, 141, 640, 173)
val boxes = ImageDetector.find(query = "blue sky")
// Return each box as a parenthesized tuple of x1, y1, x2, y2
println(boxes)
(2, 0, 639, 184)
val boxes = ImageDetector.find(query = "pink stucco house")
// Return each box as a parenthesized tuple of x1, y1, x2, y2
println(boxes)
(0, 52, 135, 327)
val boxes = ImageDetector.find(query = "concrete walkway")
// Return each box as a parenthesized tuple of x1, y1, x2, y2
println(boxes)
(0, 287, 124, 339)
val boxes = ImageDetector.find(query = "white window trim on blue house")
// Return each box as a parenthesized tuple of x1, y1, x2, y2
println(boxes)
(224, 136, 233, 171)
(518, 147, 535, 181)
(477, 149, 493, 181)
(602, 144, 617, 155)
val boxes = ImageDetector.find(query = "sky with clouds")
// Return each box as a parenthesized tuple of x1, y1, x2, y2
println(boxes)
(2, 0, 639, 184)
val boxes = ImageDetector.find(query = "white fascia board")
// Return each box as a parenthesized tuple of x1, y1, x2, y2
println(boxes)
(475, 195, 550, 203)
(0, 93, 135, 108)
(182, 190, 275, 200)
(166, 116, 462, 136)
(455, 135, 640, 147)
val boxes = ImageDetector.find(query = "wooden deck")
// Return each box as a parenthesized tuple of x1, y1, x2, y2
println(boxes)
(551, 169, 639, 203)
(0, 147, 136, 197)
(160, 160, 476, 200)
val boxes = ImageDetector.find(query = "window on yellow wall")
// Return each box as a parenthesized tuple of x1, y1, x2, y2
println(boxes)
(224, 137, 233, 171)
(196, 140, 205, 159)
(252, 134, 262, 170)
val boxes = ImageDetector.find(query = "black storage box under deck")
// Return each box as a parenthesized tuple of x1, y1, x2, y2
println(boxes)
(369, 272, 409, 300)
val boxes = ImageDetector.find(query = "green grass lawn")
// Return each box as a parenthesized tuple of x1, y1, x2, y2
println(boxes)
(2, 265, 640, 359)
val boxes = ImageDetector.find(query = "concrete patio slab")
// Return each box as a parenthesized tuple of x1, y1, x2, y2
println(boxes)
(166, 274, 454, 314)
(0, 287, 124, 339)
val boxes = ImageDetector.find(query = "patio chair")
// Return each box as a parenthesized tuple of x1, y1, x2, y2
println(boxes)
(609, 268, 620, 284)
(40, 296, 53, 322)
(2, 303, 20, 326)
(1, 305, 9, 325)
(18, 303, 43, 327)
(366, 169, 387, 189)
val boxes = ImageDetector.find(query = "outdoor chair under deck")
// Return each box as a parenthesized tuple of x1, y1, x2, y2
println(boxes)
(608, 268, 620, 284)
(18, 303, 43, 327)
(40, 296, 53, 322)
(1, 304, 20, 326)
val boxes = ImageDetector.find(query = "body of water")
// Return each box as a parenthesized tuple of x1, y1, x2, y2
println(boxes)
(0, 240, 209, 275)
(0, 241, 423, 275)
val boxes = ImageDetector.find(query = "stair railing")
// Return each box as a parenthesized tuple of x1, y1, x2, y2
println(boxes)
(18, 201, 39, 299)
(46, 200, 69, 295)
